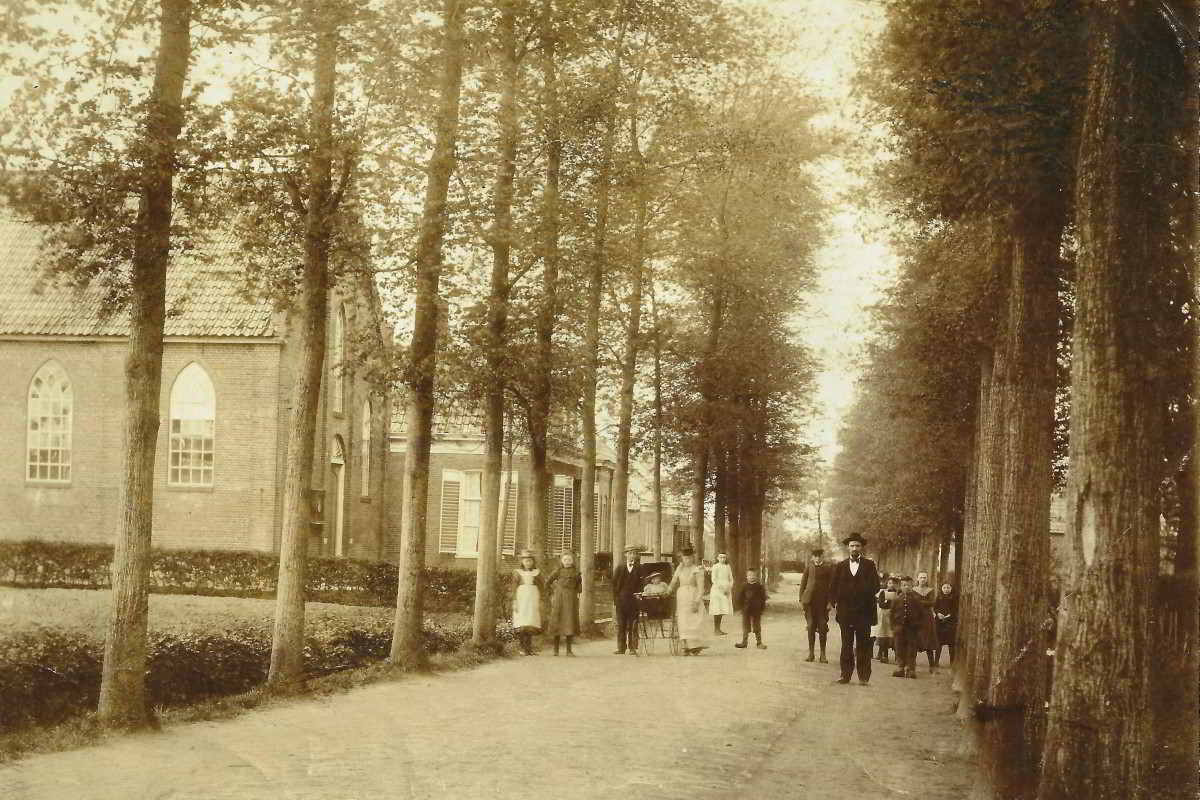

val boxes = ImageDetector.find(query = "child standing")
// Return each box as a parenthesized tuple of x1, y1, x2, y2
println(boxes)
(874, 576, 900, 663)
(734, 569, 768, 649)
(511, 550, 543, 656)
(884, 575, 920, 678)
(545, 552, 581, 656)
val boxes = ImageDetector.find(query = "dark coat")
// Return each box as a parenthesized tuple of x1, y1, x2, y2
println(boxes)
(738, 582, 768, 615)
(829, 557, 880, 628)
(798, 562, 833, 609)
(545, 566, 581, 636)
(612, 561, 644, 610)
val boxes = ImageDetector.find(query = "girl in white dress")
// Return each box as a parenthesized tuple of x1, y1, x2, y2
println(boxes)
(708, 552, 734, 635)
(669, 547, 708, 655)
(511, 550, 543, 655)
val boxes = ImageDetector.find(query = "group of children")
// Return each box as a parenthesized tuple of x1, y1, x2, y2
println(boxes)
(510, 551, 771, 656)
(872, 572, 957, 679)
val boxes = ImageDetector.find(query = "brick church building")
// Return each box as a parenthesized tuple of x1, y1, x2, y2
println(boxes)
(0, 216, 692, 567)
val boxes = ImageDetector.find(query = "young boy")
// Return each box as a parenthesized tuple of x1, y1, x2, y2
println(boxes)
(884, 575, 920, 678)
(875, 576, 900, 663)
(734, 570, 768, 649)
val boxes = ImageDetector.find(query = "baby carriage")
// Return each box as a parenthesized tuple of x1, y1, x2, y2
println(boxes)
(635, 567, 680, 656)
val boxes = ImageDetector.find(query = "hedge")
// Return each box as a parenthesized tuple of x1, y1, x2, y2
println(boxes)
(0, 540, 477, 612)
(0, 615, 515, 733)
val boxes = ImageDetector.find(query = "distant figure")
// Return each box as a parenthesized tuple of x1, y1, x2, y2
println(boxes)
(511, 550, 543, 656)
(874, 575, 900, 663)
(734, 569, 769, 649)
(709, 553, 734, 636)
(668, 547, 708, 655)
(829, 534, 881, 685)
(545, 552, 581, 656)
(798, 547, 833, 662)
(912, 571, 939, 673)
(612, 544, 644, 655)
(933, 582, 957, 667)
(885, 575, 920, 678)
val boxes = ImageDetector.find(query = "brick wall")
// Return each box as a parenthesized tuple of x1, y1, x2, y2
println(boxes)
(0, 339, 282, 551)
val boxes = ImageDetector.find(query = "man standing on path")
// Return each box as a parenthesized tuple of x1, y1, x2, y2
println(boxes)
(829, 534, 880, 685)
(798, 547, 833, 663)
(612, 544, 644, 655)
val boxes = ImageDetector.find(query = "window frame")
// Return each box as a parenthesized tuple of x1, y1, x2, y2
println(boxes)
(26, 360, 73, 485)
(167, 362, 216, 489)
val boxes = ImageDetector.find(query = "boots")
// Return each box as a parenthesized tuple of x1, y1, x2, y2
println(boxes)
(735, 634, 748, 649)
(806, 631, 815, 661)
(818, 633, 828, 663)
(565, 636, 575, 656)
(755, 634, 767, 650)
(553, 636, 560, 656)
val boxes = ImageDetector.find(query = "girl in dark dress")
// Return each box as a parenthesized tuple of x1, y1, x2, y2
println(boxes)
(912, 571, 939, 673)
(934, 582, 958, 667)
(544, 552, 581, 656)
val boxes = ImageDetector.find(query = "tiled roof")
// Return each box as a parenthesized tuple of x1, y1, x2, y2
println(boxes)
(0, 217, 276, 338)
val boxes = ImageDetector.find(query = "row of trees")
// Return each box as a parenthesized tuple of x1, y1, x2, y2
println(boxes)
(831, 2, 1196, 799)
(0, 0, 827, 727)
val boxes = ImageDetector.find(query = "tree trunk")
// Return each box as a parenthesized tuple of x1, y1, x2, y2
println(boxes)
(267, 4, 340, 689)
(958, 338, 1005, 738)
(1038, 7, 1167, 797)
(97, 0, 192, 728)
(526, 0, 561, 565)
(690, 442, 707, 559)
(473, 0, 519, 648)
(652, 289, 663, 561)
(714, 448, 728, 556)
(391, 0, 467, 668)
(953, 385, 982, 698)
(976, 203, 1063, 800)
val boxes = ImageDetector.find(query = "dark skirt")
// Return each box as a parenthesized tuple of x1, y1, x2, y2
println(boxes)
(546, 569, 580, 636)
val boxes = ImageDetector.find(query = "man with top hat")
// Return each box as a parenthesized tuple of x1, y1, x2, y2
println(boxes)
(829, 533, 881, 684)
(612, 544, 645, 654)
(798, 546, 834, 663)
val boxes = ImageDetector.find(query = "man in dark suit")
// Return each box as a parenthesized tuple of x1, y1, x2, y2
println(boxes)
(829, 533, 880, 685)
(797, 547, 833, 663)
(612, 544, 644, 655)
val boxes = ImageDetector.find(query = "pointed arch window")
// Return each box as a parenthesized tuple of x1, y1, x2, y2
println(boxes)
(331, 304, 346, 414)
(27, 361, 73, 483)
(169, 363, 215, 487)
(360, 398, 371, 497)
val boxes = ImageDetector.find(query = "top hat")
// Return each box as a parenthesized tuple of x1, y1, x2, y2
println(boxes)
(810, 547, 824, 555)
(841, 534, 866, 546)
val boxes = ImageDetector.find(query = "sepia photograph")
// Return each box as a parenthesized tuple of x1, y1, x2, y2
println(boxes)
(0, 0, 1196, 797)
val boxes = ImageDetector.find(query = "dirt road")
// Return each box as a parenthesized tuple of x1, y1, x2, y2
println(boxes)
(1, 589, 977, 799)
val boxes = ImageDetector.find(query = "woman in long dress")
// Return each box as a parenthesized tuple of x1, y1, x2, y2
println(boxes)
(668, 547, 708, 655)
(708, 552, 734, 636)
(544, 552, 581, 656)
(511, 550, 543, 656)
(912, 571, 939, 673)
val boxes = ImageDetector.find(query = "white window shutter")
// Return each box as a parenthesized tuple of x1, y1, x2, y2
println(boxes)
(439, 470, 461, 554)
(501, 471, 518, 555)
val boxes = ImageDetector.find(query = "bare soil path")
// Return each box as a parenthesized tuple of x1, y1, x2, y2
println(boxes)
(2, 586, 977, 799)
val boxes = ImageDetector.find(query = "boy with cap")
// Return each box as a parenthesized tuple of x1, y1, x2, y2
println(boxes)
(884, 575, 921, 678)
(798, 546, 833, 662)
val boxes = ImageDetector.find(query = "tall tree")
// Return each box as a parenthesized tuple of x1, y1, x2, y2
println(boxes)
(391, 0, 469, 668)
(97, 0, 195, 727)
(1038, 5, 1180, 797)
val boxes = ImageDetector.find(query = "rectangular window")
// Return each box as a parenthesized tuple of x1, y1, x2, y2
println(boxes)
(439, 470, 461, 554)
(457, 470, 482, 556)
(169, 418, 214, 486)
(500, 471, 518, 556)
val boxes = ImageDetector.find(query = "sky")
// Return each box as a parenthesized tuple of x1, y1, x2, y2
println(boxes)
(762, 0, 900, 465)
